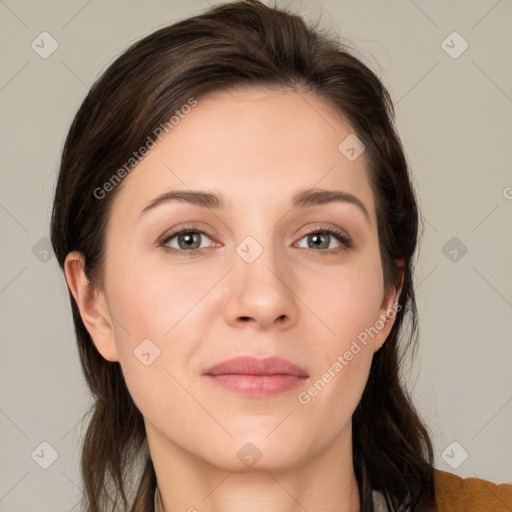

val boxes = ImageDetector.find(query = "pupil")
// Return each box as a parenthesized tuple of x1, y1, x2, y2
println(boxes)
(180, 233, 199, 249)
(310, 233, 328, 249)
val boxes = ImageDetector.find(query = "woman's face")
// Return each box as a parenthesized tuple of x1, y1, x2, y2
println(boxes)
(74, 87, 401, 471)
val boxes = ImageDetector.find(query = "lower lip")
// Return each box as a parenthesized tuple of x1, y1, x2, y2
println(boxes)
(206, 374, 307, 397)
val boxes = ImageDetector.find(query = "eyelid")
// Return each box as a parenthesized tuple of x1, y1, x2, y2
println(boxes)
(158, 224, 216, 253)
(295, 224, 353, 252)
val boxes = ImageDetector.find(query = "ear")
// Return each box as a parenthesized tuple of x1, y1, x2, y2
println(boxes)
(64, 251, 119, 362)
(373, 258, 405, 353)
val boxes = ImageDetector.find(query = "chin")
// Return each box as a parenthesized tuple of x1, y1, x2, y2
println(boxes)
(201, 434, 311, 473)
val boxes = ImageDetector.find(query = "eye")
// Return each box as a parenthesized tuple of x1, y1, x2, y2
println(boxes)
(295, 226, 352, 254)
(160, 226, 215, 255)
(158, 224, 352, 257)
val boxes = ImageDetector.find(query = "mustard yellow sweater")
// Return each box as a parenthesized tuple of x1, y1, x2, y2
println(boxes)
(435, 469, 512, 511)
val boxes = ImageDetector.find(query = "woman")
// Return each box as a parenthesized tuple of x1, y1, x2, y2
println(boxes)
(49, 1, 512, 511)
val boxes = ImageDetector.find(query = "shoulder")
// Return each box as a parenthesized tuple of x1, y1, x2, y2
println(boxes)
(434, 469, 512, 512)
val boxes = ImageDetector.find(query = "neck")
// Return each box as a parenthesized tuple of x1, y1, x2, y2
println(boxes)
(150, 422, 361, 512)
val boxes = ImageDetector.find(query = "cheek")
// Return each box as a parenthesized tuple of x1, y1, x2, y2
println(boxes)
(296, 250, 383, 403)
(301, 251, 385, 348)
(106, 257, 208, 348)
(295, 266, 381, 441)
(105, 268, 198, 428)
(103, 257, 217, 407)
(295, 342, 373, 457)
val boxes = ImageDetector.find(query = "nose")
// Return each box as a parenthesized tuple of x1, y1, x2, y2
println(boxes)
(224, 243, 299, 331)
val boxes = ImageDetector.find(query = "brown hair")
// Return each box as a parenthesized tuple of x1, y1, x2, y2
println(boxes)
(50, 1, 436, 511)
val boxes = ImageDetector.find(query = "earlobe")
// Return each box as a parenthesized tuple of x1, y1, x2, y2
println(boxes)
(373, 258, 406, 353)
(64, 251, 119, 362)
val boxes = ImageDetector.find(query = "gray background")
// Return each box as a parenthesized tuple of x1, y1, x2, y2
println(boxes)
(1, 0, 511, 510)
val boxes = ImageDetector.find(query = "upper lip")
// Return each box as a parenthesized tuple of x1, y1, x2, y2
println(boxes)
(203, 356, 309, 377)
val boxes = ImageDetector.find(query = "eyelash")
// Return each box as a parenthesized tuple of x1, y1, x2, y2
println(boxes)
(158, 224, 352, 257)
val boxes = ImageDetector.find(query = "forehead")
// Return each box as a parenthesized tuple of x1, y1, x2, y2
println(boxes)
(110, 87, 375, 219)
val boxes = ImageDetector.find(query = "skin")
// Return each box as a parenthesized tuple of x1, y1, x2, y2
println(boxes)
(65, 87, 403, 512)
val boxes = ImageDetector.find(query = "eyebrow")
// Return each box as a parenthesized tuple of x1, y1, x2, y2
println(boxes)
(140, 187, 370, 221)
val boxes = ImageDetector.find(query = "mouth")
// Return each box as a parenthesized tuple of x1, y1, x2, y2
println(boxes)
(203, 356, 309, 398)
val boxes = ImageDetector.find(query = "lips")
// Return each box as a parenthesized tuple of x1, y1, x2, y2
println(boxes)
(203, 356, 309, 397)
(203, 356, 309, 377)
